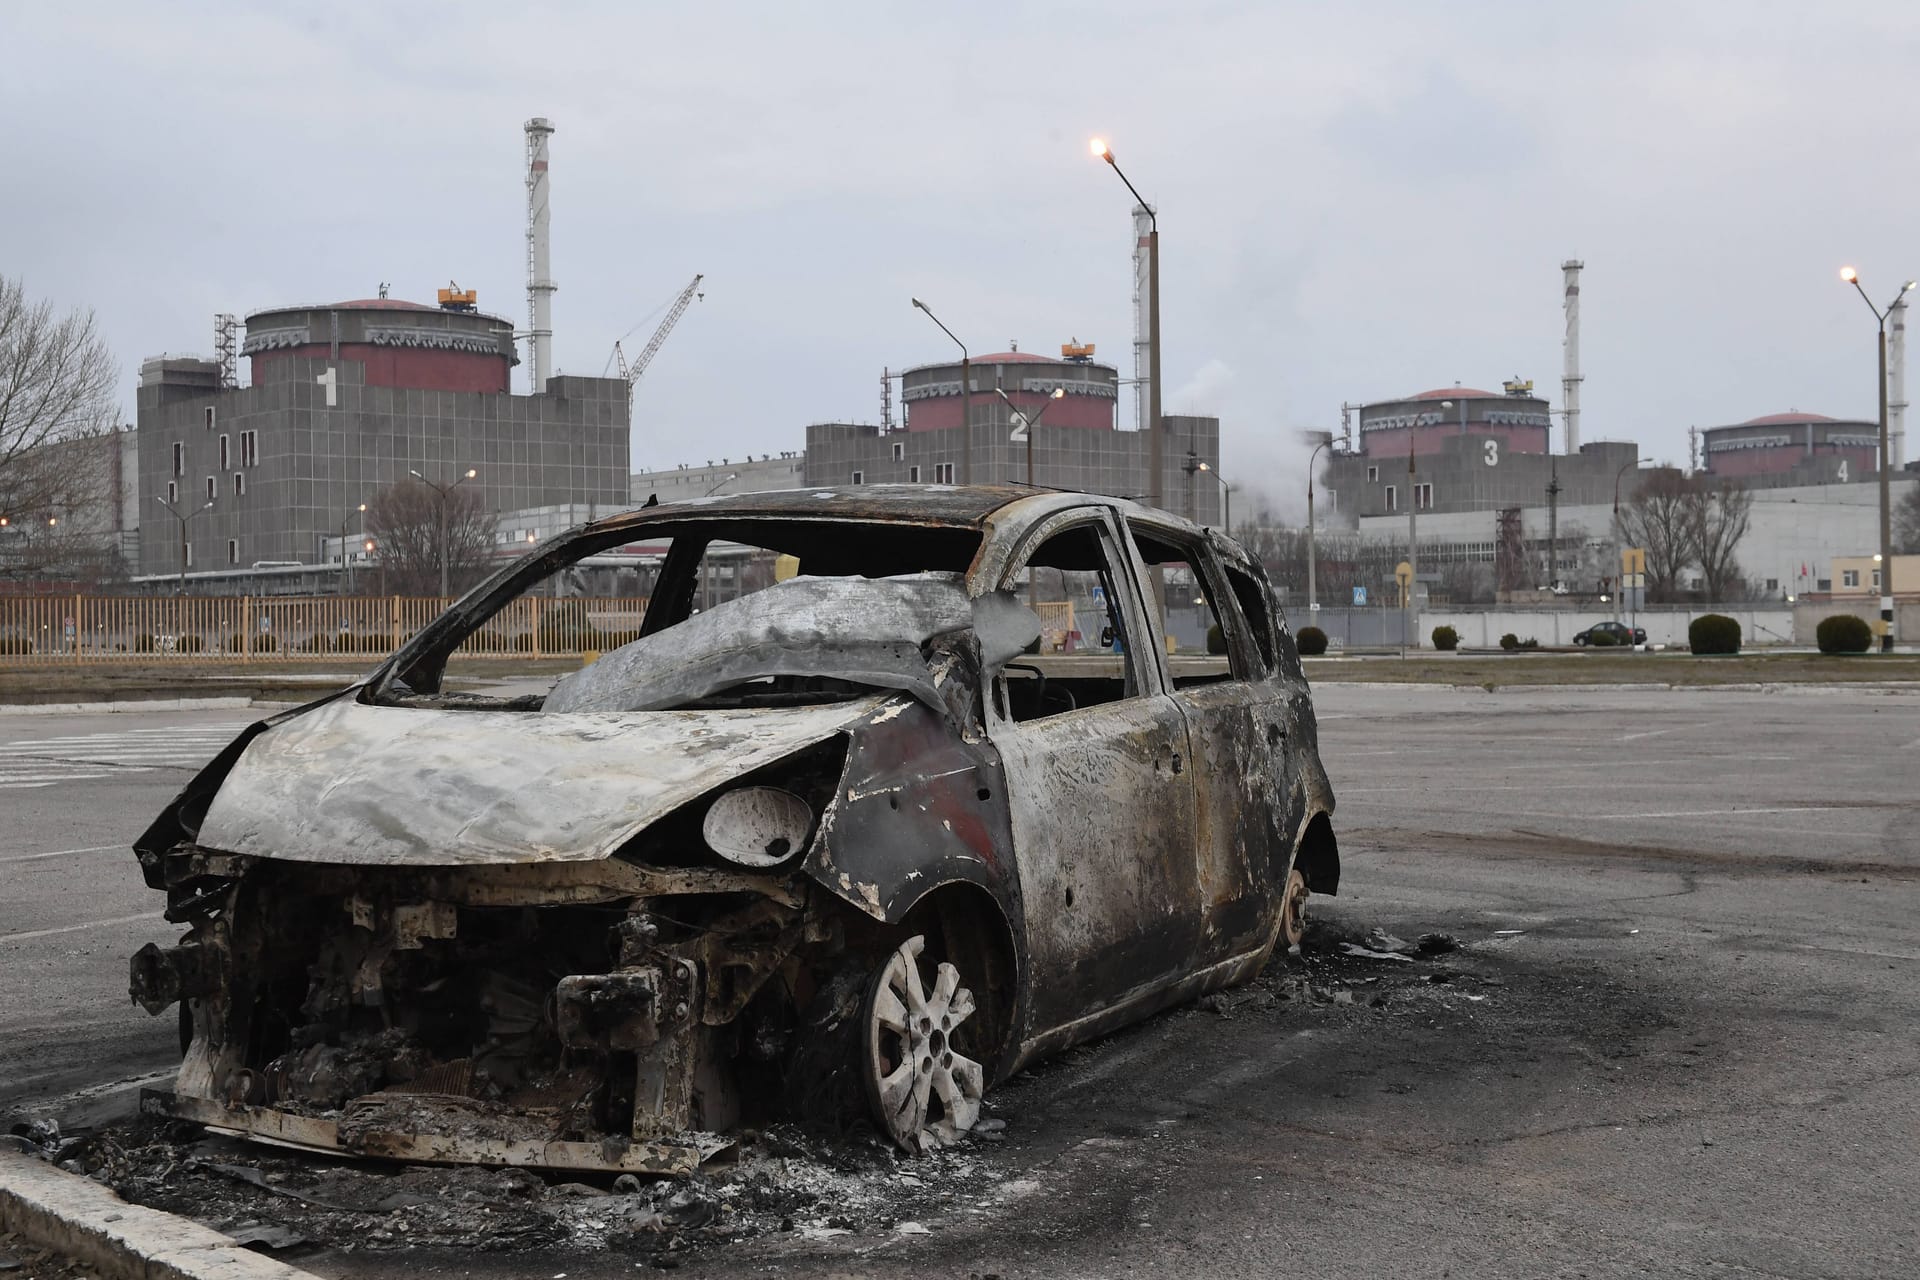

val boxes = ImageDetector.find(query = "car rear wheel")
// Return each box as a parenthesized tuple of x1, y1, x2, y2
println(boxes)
(1279, 867, 1310, 949)
(861, 934, 985, 1153)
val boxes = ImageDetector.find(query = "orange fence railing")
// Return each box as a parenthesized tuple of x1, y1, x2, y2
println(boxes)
(0, 595, 650, 664)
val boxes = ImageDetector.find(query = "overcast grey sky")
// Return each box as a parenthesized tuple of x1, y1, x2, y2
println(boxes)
(7, 1, 1918, 517)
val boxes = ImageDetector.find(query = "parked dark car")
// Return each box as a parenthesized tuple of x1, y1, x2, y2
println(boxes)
(1573, 620, 1646, 646)
(129, 486, 1339, 1173)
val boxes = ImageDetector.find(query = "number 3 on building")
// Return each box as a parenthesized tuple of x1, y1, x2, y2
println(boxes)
(1483, 439, 1499, 466)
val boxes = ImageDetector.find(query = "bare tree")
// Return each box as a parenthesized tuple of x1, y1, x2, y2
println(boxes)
(1897, 481, 1920, 555)
(1614, 468, 1694, 603)
(1688, 477, 1753, 603)
(363, 479, 495, 596)
(0, 276, 119, 573)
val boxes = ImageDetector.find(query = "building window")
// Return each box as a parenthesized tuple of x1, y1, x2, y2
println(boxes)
(1872, 569, 1881, 589)
(239, 430, 258, 467)
(204, 475, 215, 501)
(228, 539, 239, 565)
(1384, 484, 1397, 512)
(172, 442, 184, 476)
(233, 472, 245, 497)
(891, 442, 904, 462)
(935, 462, 954, 484)
(909, 465, 921, 483)
(205, 406, 216, 431)
(850, 470, 865, 485)
(1367, 466, 1378, 483)
(166, 480, 177, 505)
(1766, 578, 1779, 592)
(1843, 569, 1859, 588)
(219, 433, 230, 470)
(1416, 482, 1433, 509)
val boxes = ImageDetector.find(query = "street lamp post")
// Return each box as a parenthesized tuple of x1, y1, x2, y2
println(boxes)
(911, 300, 971, 484)
(409, 467, 478, 599)
(703, 472, 740, 497)
(339, 502, 367, 595)
(995, 386, 1065, 489)
(1305, 429, 1348, 618)
(1611, 456, 1644, 629)
(154, 495, 214, 596)
(1841, 267, 1915, 652)
(1196, 461, 1230, 534)
(1092, 138, 1166, 621)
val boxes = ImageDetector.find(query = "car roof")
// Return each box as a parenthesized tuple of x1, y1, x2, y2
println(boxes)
(596, 483, 1069, 534)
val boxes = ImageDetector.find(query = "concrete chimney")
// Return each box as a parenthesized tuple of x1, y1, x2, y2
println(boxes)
(1561, 259, 1583, 454)
(1132, 203, 1154, 432)
(524, 117, 556, 392)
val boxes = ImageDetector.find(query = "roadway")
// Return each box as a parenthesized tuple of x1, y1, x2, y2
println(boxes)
(0, 707, 261, 1112)
(3, 686, 1918, 1277)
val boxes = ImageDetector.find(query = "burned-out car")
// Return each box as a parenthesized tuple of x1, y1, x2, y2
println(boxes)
(130, 486, 1338, 1174)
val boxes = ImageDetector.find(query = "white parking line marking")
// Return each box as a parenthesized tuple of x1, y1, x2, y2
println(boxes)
(0, 911, 165, 943)
(0, 844, 123, 865)
(1516, 806, 1843, 822)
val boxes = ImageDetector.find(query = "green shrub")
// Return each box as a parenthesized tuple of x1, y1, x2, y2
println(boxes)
(0, 634, 31, 656)
(1499, 632, 1519, 651)
(1816, 613, 1872, 654)
(1296, 625, 1328, 656)
(1689, 613, 1741, 655)
(134, 633, 157, 653)
(1206, 622, 1227, 655)
(1430, 625, 1458, 651)
(1588, 629, 1619, 647)
(1521, 636, 1540, 650)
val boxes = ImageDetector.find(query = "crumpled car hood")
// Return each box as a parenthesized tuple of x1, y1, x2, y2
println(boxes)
(195, 696, 883, 866)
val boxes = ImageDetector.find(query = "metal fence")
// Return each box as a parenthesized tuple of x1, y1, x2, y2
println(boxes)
(0, 595, 652, 663)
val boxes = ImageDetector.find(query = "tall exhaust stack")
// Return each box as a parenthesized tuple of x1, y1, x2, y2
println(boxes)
(1561, 259, 1583, 454)
(1132, 203, 1154, 431)
(1890, 294, 1908, 470)
(524, 117, 556, 392)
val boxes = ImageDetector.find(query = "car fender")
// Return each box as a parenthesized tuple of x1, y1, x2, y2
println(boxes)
(803, 697, 1024, 934)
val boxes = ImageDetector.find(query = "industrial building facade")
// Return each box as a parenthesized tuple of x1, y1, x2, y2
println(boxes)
(136, 298, 629, 583)
(802, 349, 1222, 525)
(1698, 411, 1881, 486)
(1321, 383, 1638, 522)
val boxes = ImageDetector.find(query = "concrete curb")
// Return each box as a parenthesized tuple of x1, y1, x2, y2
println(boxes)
(0, 698, 263, 717)
(0, 1149, 322, 1280)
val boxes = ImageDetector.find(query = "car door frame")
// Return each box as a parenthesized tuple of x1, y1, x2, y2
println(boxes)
(1121, 512, 1299, 969)
(981, 505, 1206, 1067)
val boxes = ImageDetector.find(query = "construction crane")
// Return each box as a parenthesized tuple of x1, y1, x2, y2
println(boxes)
(613, 274, 703, 408)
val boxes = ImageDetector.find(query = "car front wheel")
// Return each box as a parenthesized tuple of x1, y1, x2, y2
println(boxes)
(862, 934, 986, 1153)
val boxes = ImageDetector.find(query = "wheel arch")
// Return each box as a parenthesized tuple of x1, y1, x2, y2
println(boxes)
(1292, 810, 1340, 897)
(895, 878, 1024, 1084)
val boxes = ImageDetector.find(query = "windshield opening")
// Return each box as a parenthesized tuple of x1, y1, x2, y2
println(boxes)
(372, 516, 983, 709)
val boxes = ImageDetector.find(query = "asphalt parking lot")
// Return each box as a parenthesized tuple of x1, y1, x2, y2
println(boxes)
(4, 684, 1918, 1278)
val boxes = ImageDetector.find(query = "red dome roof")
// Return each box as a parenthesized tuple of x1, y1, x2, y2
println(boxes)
(1408, 387, 1498, 400)
(1740, 411, 1834, 426)
(974, 351, 1058, 363)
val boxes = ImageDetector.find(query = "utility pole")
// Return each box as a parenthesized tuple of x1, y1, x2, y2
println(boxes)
(1841, 267, 1915, 652)
(1546, 457, 1561, 591)
(1406, 433, 1418, 650)
(1092, 139, 1166, 622)
(409, 468, 478, 600)
(154, 496, 213, 597)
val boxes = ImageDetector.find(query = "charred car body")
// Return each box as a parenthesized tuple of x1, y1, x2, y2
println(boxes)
(130, 486, 1339, 1173)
